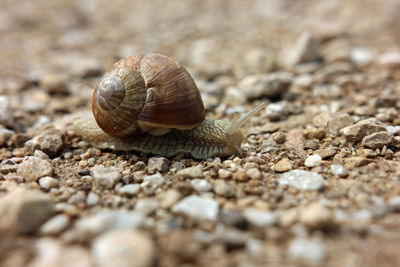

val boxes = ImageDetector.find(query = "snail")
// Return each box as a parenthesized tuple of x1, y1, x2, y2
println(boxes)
(73, 54, 266, 159)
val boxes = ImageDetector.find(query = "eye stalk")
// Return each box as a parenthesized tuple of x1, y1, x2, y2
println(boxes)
(225, 102, 266, 152)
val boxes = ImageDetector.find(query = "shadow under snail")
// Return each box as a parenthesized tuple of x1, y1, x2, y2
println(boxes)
(73, 54, 265, 159)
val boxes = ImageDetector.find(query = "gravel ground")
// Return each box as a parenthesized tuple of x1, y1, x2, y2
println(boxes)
(1, 0, 400, 266)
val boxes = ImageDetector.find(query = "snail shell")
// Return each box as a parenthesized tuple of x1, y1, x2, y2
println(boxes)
(92, 54, 205, 137)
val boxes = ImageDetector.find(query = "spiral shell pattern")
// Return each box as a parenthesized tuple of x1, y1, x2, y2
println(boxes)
(92, 54, 205, 138)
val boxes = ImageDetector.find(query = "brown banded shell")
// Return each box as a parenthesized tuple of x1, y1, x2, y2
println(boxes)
(92, 54, 205, 138)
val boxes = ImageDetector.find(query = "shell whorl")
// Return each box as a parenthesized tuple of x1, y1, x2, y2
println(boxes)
(96, 75, 125, 110)
(92, 66, 147, 137)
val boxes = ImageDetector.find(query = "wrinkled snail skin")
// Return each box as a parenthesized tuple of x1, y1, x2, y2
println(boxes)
(74, 118, 236, 159)
(73, 103, 266, 159)
(73, 53, 266, 159)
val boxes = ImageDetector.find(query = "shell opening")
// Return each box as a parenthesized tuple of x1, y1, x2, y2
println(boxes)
(97, 76, 125, 110)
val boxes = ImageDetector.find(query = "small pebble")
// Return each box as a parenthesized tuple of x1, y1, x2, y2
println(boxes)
(158, 189, 181, 209)
(238, 72, 292, 99)
(361, 131, 393, 149)
(271, 132, 286, 144)
(38, 176, 58, 190)
(172, 195, 219, 221)
(340, 118, 386, 142)
(34, 150, 50, 159)
(91, 165, 122, 189)
(177, 165, 203, 179)
(28, 238, 91, 267)
(350, 47, 375, 66)
(86, 192, 100, 206)
(35, 131, 64, 157)
(213, 180, 235, 197)
(218, 169, 232, 179)
(0, 187, 53, 234)
(0, 126, 14, 146)
(243, 209, 276, 228)
(17, 157, 54, 182)
(246, 168, 262, 179)
(71, 211, 146, 242)
(0, 96, 14, 127)
(141, 173, 165, 191)
(305, 154, 322, 167)
(191, 179, 212, 192)
(135, 198, 159, 215)
(266, 102, 287, 121)
(281, 31, 320, 67)
(274, 158, 293, 173)
(388, 196, 400, 211)
(299, 202, 333, 228)
(147, 157, 169, 174)
(288, 238, 325, 262)
(40, 214, 70, 235)
(386, 125, 400, 135)
(78, 169, 90, 176)
(330, 164, 348, 177)
(93, 230, 155, 267)
(328, 112, 354, 135)
(234, 169, 248, 182)
(378, 52, 400, 69)
(118, 184, 141, 197)
(279, 170, 326, 191)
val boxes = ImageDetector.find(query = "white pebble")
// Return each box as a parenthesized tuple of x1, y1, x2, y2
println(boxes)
(279, 170, 326, 191)
(40, 214, 70, 235)
(118, 184, 140, 196)
(73, 211, 146, 242)
(330, 164, 348, 177)
(191, 179, 212, 192)
(243, 209, 276, 228)
(135, 199, 159, 216)
(93, 230, 155, 267)
(172, 195, 219, 221)
(91, 166, 121, 189)
(288, 238, 325, 262)
(86, 192, 100, 206)
(305, 154, 322, 167)
(386, 125, 400, 135)
(38, 176, 58, 190)
(388, 196, 400, 211)
(141, 173, 165, 190)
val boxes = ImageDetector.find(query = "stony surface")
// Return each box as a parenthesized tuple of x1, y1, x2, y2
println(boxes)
(2, 1, 400, 266)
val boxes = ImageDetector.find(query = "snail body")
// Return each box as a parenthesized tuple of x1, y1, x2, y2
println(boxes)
(74, 54, 265, 159)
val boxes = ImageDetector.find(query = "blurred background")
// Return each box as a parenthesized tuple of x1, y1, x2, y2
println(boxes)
(1, 0, 400, 79)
